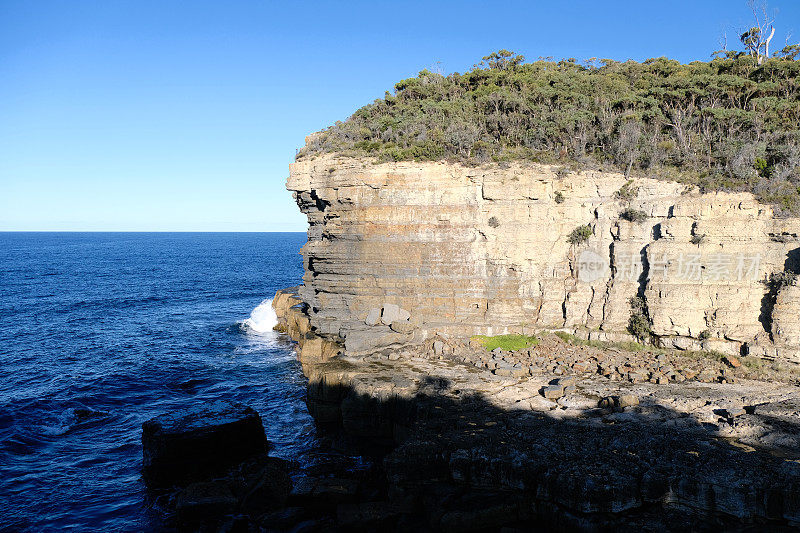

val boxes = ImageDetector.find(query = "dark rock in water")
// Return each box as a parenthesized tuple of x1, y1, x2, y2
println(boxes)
(72, 408, 109, 423)
(173, 480, 238, 525)
(175, 378, 210, 393)
(169, 456, 292, 527)
(227, 456, 292, 515)
(141, 401, 266, 488)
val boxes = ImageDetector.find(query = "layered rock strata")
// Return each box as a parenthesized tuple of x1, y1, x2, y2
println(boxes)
(288, 155, 800, 362)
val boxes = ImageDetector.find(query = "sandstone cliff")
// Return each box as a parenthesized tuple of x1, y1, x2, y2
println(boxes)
(287, 155, 800, 363)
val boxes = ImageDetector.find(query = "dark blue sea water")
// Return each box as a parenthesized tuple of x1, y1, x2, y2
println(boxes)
(0, 232, 316, 531)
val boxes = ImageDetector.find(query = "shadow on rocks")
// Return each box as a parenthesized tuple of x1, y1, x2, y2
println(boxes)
(299, 368, 800, 533)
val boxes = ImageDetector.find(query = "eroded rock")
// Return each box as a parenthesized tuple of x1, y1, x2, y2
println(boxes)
(141, 401, 266, 488)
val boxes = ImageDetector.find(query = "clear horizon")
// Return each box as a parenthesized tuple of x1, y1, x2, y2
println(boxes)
(2, 0, 799, 231)
(0, 230, 307, 233)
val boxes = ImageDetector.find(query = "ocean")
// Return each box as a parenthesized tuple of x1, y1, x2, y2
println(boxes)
(0, 232, 321, 531)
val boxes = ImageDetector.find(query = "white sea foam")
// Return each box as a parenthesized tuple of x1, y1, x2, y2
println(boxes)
(241, 298, 278, 335)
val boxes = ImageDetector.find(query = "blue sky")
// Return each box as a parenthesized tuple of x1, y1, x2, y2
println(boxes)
(1, 1, 798, 231)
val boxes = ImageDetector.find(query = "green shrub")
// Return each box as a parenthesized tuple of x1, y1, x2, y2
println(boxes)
(567, 224, 593, 245)
(690, 234, 705, 244)
(627, 296, 652, 343)
(611, 340, 649, 352)
(766, 271, 798, 289)
(742, 356, 764, 370)
(471, 334, 539, 351)
(554, 191, 565, 204)
(619, 208, 648, 222)
(615, 180, 639, 202)
(299, 49, 800, 214)
(553, 331, 575, 342)
(755, 157, 772, 178)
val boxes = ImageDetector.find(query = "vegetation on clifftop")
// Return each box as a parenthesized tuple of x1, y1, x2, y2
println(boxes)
(299, 38, 800, 213)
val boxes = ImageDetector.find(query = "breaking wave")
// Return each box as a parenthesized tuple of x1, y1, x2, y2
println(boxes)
(240, 298, 278, 335)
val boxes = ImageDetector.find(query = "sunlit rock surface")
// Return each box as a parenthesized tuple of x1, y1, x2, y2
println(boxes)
(288, 155, 800, 362)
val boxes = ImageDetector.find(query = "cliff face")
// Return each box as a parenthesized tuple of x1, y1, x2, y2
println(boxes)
(287, 155, 800, 363)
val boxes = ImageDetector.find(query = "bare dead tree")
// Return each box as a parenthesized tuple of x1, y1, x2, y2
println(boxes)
(741, 0, 776, 64)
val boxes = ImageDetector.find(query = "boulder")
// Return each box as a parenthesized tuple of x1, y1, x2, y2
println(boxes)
(628, 371, 646, 383)
(724, 356, 742, 368)
(365, 308, 381, 326)
(698, 369, 718, 383)
(598, 394, 639, 409)
(617, 394, 639, 408)
(390, 320, 415, 334)
(174, 480, 238, 525)
(381, 303, 408, 325)
(142, 401, 266, 488)
(433, 340, 445, 355)
(553, 376, 577, 387)
(542, 385, 564, 399)
(234, 456, 292, 515)
(511, 365, 530, 378)
(493, 362, 515, 377)
(288, 476, 359, 507)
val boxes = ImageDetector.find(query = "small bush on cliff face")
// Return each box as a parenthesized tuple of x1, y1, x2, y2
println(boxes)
(554, 191, 565, 204)
(615, 180, 639, 202)
(471, 334, 539, 351)
(766, 270, 798, 289)
(619, 208, 648, 223)
(567, 224, 593, 245)
(627, 296, 653, 343)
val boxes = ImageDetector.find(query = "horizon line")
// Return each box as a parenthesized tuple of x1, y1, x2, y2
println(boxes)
(0, 230, 308, 233)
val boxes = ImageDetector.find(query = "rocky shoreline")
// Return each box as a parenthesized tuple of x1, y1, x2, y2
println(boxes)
(270, 288, 800, 531)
